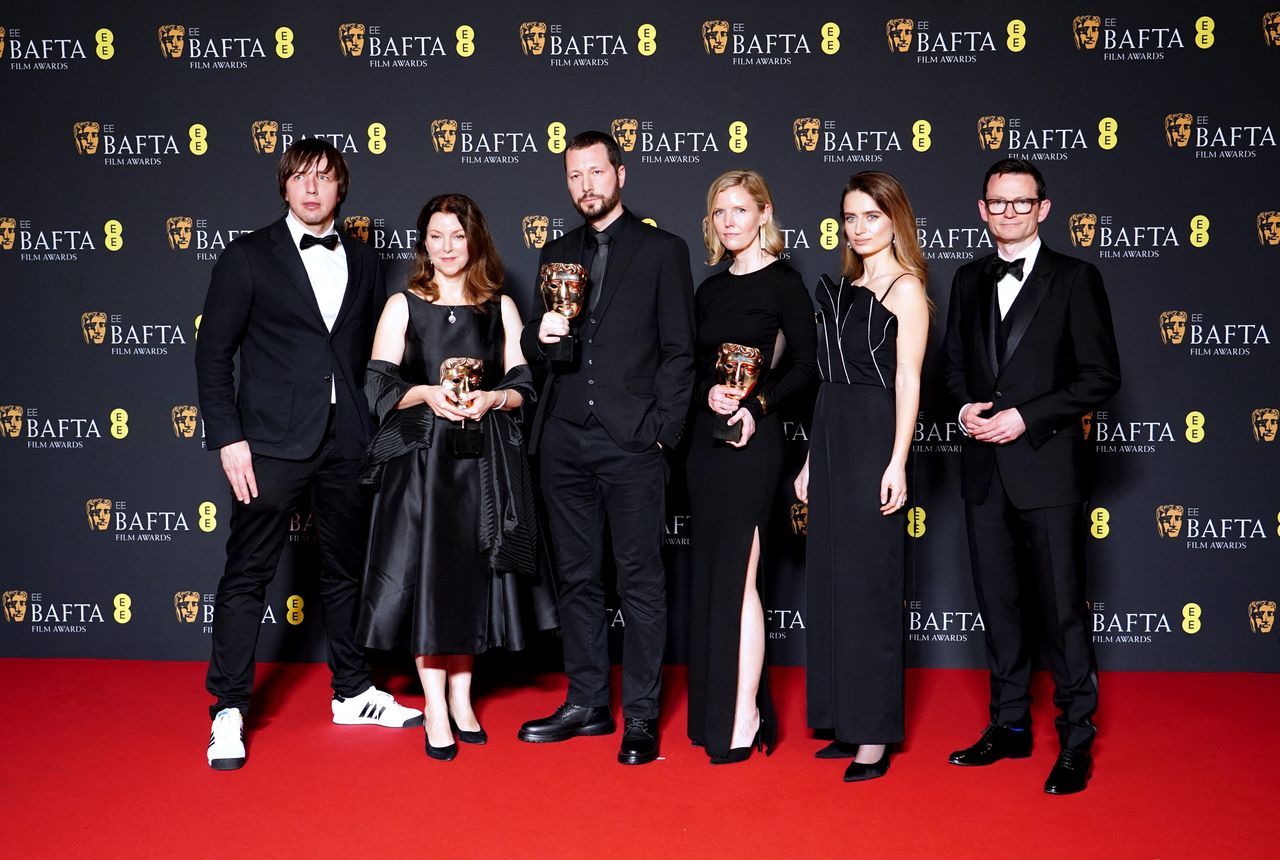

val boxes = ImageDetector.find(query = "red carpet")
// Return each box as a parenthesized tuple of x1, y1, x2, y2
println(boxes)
(0, 659, 1272, 858)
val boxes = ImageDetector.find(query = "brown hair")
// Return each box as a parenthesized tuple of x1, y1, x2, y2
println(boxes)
(407, 194, 504, 309)
(276, 138, 350, 204)
(840, 171, 928, 288)
(701, 169, 785, 266)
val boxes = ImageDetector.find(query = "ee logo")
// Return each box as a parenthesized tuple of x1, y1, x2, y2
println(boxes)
(367, 122, 387, 155)
(275, 27, 294, 59)
(95, 29, 115, 60)
(1089, 507, 1110, 539)
(188, 124, 208, 156)
(912, 120, 931, 152)
(906, 507, 926, 538)
(1185, 411, 1206, 443)
(286, 595, 305, 625)
(456, 25, 475, 57)
(104, 219, 123, 252)
(1182, 603, 1202, 634)
(547, 121, 566, 154)
(113, 593, 132, 624)
(109, 408, 129, 440)
(1006, 20, 1026, 52)
(198, 501, 218, 533)
(820, 23, 840, 55)
(1194, 17, 1214, 49)
(1189, 215, 1210, 248)
(637, 24, 657, 56)
(728, 121, 748, 154)
(1097, 117, 1117, 150)
(819, 218, 840, 250)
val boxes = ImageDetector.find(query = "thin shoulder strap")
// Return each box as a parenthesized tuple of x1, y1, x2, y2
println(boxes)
(880, 272, 909, 300)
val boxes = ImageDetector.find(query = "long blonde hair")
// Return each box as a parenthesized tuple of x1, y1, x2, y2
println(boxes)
(702, 169, 785, 266)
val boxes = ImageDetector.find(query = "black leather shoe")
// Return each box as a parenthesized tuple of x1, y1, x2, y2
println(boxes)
(843, 749, 891, 782)
(1044, 749, 1091, 795)
(815, 740, 860, 759)
(425, 731, 458, 762)
(948, 723, 1032, 766)
(450, 718, 487, 745)
(517, 703, 615, 743)
(617, 718, 660, 765)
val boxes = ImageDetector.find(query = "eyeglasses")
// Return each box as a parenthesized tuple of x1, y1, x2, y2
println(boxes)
(985, 198, 1040, 215)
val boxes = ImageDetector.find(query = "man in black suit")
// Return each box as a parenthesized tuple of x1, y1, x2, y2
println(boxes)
(195, 139, 420, 771)
(942, 159, 1121, 794)
(517, 130, 695, 765)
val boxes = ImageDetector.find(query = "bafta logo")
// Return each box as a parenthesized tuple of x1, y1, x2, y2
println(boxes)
(521, 215, 549, 249)
(430, 118, 458, 153)
(1158, 310, 1188, 345)
(1248, 600, 1276, 633)
(174, 590, 200, 623)
(158, 24, 185, 59)
(1155, 504, 1185, 538)
(2, 590, 28, 623)
(886, 18, 914, 53)
(251, 120, 279, 154)
(792, 117, 820, 152)
(86, 498, 114, 532)
(519, 21, 547, 56)
(1264, 11, 1280, 46)
(1164, 113, 1193, 148)
(977, 115, 1006, 151)
(1069, 213, 1098, 247)
(343, 216, 371, 244)
(702, 20, 729, 54)
(0, 30, 6, 61)
(1252, 407, 1279, 442)
(73, 121, 101, 155)
(1, 405, 23, 439)
(338, 23, 366, 57)
(611, 118, 639, 152)
(0, 217, 15, 251)
(1257, 211, 1280, 246)
(1081, 412, 1093, 441)
(1072, 15, 1101, 50)
(81, 311, 108, 345)
(789, 502, 808, 537)
(171, 405, 199, 438)
(166, 216, 193, 250)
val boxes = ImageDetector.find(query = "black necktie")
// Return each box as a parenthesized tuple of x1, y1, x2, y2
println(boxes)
(588, 232, 610, 310)
(300, 233, 339, 251)
(986, 256, 1025, 282)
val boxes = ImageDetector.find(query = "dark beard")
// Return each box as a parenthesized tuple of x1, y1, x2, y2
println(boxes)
(573, 187, 621, 223)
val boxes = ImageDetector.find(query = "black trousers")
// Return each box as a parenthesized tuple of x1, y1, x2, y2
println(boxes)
(539, 415, 668, 719)
(964, 462, 1098, 752)
(206, 424, 372, 719)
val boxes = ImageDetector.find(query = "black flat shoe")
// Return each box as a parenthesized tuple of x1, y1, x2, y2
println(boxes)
(1044, 749, 1091, 795)
(815, 741, 860, 759)
(450, 718, 487, 745)
(425, 731, 458, 762)
(948, 723, 1032, 766)
(617, 718, 660, 765)
(518, 703, 615, 743)
(843, 749, 891, 782)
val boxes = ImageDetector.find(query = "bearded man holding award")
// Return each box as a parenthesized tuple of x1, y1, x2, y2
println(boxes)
(518, 130, 695, 766)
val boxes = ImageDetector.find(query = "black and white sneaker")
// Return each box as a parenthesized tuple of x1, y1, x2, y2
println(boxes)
(207, 707, 246, 771)
(331, 686, 424, 728)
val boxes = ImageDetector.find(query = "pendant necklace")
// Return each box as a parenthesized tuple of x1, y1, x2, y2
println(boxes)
(446, 306, 456, 324)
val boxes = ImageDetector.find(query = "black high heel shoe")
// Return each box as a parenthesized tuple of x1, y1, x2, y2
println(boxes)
(450, 717, 488, 745)
(842, 747, 891, 782)
(709, 718, 770, 765)
(425, 728, 458, 762)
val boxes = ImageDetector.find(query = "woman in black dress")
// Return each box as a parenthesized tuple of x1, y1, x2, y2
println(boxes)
(686, 170, 818, 763)
(358, 194, 555, 761)
(794, 171, 930, 782)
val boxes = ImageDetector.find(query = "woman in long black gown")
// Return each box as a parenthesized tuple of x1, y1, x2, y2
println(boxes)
(686, 170, 818, 763)
(794, 171, 930, 782)
(358, 194, 555, 761)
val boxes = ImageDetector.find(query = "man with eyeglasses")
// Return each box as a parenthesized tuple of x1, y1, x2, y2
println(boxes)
(942, 158, 1121, 795)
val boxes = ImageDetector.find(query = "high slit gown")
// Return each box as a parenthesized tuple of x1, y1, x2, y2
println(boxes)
(685, 261, 817, 758)
(806, 274, 906, 745)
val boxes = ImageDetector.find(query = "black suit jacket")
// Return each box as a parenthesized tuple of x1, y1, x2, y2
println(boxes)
(195, 217, 386, 460)
(520, 209, 696, 453)
(942, 243, 1121, 508)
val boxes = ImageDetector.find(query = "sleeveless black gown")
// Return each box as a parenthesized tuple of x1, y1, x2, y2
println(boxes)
(685, 261, 818, 758)
(806, 274, 906, 745)
(358, 294, 556, 655)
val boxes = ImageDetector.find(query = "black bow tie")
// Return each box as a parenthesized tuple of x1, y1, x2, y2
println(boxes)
(300, 233, 339, 251)
(986, 256, 1025, 282)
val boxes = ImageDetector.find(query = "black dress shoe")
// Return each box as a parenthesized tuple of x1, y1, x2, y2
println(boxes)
(425, 731, 458, 762)
(947, 723, 1032, 766)
(709, 720, 768, 765)
(518, 703, 615, 743)
(815, 740, 860, 759)
(843, 749, 891, 782)
(617, 718, 660, 765)
(450, 718, 487, 745)
(1044, 749, 1091, 795)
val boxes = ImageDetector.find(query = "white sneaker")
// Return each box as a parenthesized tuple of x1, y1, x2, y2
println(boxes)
(207, 708, 246, 771)
(331, 686, 424, 728)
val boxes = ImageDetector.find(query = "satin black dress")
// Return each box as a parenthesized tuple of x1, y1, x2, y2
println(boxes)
(358, 294, 556, 655)
(685, 261, 818, 758)
(806, 274, 906, 745)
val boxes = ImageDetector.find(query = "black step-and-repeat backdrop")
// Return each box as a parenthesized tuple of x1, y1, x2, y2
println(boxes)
(2, 2, 1276, 672)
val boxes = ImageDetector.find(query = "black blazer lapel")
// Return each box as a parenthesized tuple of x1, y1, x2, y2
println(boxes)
(1000, 253, 1053, 370)
(590, 212, 643, 322)
(979, 271, 999, 379)
(269, 219, 327, 329)
(330, 231, 363, 333)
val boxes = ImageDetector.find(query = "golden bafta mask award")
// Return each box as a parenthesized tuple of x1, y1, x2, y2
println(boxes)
(439, 357, 485, 457)
(539, 262, 591, 364)
(712, 343, 763, 443)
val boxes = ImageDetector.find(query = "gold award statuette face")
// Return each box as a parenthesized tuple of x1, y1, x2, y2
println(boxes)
(712, 342, 763, 442)
(440, 357, 485, 457)
(539, 262, 590, 363)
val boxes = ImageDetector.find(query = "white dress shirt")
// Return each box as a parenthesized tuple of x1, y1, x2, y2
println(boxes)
(285, 212, 348, 402)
